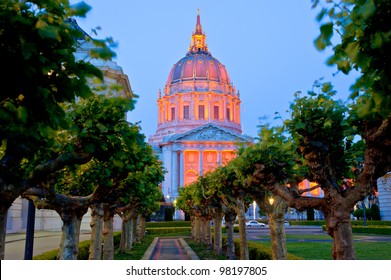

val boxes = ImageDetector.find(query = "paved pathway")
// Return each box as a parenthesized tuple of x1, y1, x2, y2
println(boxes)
(149, 238, 191, 260)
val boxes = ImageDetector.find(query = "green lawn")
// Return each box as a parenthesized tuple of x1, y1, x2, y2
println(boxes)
(111, 221, 391, 260)
(253, 239, 391, 260)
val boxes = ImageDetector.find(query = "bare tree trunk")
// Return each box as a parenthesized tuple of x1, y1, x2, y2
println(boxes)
(0, 208, 8, 260)
(190, 214, 196, 240)
(131, 215, 138, 244)
(235, 199, 249, 260)
(224, 210, 236, 259)
(213, 210, 224, 255)
(204, 218, 212, 249)
(268, 196, 287, 260)
(137, 215, 146, 241)
(324, 206, 356, 260)
(89, 203, 104, 259)
(194, 216, 201, 242)
(199, 217, 204, 243)
(102, 206, 114, 260)
(58, 214, 81, 260)
(119, 210, 132, 253)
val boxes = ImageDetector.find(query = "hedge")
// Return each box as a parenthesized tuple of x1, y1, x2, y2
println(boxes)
(321, 225, 391, 235)
(34, 233, 122, 260)
(145, 227, 191, 235)
(221, 236, 302, 260)
(290, 220, 391, 226)
(146, 221, 191, 228)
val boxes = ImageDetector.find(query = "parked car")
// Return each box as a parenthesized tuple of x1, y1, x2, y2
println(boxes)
(246, 220, 266, 228)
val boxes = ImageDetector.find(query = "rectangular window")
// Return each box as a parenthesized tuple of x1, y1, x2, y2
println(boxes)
(214, 106, 219, 120)
(171, 107, 175, 121)
(183, 105, 189, 119)
(226, 108, 231, 121)
(198, 105, 205, 119)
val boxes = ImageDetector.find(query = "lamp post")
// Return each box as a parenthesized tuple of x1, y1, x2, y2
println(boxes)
(173, 199, 177, 220)
(269, 196, 274, 206)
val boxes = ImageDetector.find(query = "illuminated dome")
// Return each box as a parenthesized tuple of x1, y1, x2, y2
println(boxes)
(165, 53, 232, 95)
(164, 13, 234, 96)
(149, 11, 242, 144)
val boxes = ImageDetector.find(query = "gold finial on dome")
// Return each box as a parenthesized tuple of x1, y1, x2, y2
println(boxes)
(189, 10, 208, 53)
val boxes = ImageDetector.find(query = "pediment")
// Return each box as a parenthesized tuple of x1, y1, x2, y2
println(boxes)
(168, 123, 252, 142)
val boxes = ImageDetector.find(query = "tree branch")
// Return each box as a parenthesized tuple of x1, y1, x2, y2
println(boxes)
(270, 182, 324, 211)
(298, 184, 320, 195)
(29, 150, 93, 183)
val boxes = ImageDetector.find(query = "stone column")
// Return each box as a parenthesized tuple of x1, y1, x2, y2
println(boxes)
(199, 150, 203, 176)
(218, 150, 222, 166)
(180, 150, 185, 187)
(172, 150, 178, 197)
(208, 94, 212, 122)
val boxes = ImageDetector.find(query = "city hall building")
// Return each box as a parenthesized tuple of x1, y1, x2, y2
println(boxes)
(148, 12, 253, 208)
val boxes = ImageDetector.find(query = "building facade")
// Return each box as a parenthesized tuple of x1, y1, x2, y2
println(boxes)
(148, 12, 253, 208)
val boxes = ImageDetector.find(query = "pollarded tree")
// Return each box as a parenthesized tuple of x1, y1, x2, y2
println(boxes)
(176, 178, 213, 246)
(116, 145, 164, 255)
(305, 0, 391, 258)
(232, 125, 303, 260)
(0, 0, 114, 259)
(23, 94, 138, 260)
(208, 165, 252, 260)
(176, 182, 198, 240)
(281, 89, 365, 259)
(201, 172, 226, 255)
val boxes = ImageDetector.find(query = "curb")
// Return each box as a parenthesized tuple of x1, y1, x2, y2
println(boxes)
(178, 238, 199, 260)
(141, 237, 159, 260)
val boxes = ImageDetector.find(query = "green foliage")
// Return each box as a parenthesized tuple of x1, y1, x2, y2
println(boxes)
(164, 206, 174, 221)
(145, 227, 191, 235)
(146, 221, 191, 228)
(352, 204, 381, 220)
(370, 204, 381, 220)
(352, 207, 371, 219)
(285, 89, 352, 184)
(234, 125, 301, 189)
(184, 238, 228, 260)
(0, 0, 114, 171)
(352, 226, 391, 235)
(313, 0, 391, 119)
(33, 249, 59, 260)
(322, 224, 391, 235)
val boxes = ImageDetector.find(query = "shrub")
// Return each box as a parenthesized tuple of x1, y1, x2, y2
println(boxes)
(145, 227, 191, 235)
(370, 205, 381, 220)
(221, 236, 302, 260)
(321, 225, 391, 235)
(146, 221, 191, 228)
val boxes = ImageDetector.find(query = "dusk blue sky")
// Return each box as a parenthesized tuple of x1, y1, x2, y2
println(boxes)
(75, 0, 358, 139)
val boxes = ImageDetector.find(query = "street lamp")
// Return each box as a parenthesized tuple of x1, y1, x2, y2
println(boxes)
(269, 196, 274, 205)
(173, 199, 177, 220)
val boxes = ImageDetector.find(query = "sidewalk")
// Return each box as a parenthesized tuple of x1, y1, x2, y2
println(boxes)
(4, 231, 91, 260)
(4, 231, 198, 260)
